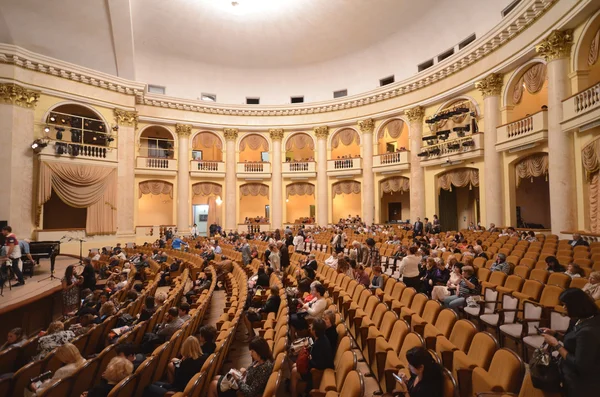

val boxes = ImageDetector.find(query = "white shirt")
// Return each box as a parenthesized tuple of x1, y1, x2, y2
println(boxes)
(399, 255, 421, 278)
(325, 255, 338, 269)
(191, 226, 198, 236)
(306, 297, 327, 319)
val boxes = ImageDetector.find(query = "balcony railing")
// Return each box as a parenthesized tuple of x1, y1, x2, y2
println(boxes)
(38, 142, 118, 162)
(562, 81, 600, 132)
(373, 151, 410, 172)
(496, 110, 548, 152)
(190, 160, 225, 177)
(236, 162, 272, 177)
(420, 133, 483, 167)
(327, 157, 362, 176)
(136, 156, 177, 172)
(282, 161, 317, 177)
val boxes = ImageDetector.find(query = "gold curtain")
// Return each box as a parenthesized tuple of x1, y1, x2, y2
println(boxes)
(582, 138, 600, 233)
(206, 195, 218, 226)
(378, 119, 404, 140)
(331, 128, 360, 148)
(239, 134, 269, 151)
(286, 183, 315, 198)
(240, 183, 269, 196)
(285, 133, 315, 151)
(38, 162, 117, 235)
(515, 153, 549, 187)
(332, 181, 361, 198)
(192, 182, 222, 197)
(380, 176, 410, 197)
(438, 168, 479, 192)
(513, 63, 547, 104)
(192, 132, 222, 149)
(589, 28, 600, 66)
(590, 172, 599, 233)
(138, 181, 173, 198)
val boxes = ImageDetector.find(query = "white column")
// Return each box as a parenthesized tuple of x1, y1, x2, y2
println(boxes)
(0, 83, 39, 237)
(406, 106, 425, 223)
(359, 119, 375, 226)
(224, 128, 239, 231)
(475, 74, 504, 227)
(270, 129, 284, 230)
(115, 109, 137, 236)
(315, 126, 329, 226)
(176, 124, 192, 234)
(536, 30, 575, 235)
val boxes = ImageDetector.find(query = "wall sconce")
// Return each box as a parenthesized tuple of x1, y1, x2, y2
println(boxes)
(215, 196, 223, 205)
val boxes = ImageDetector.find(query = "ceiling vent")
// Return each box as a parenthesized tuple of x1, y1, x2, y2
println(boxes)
(246, 97, 260, 105)
(437, 48, 455, 62)
(380, 75, 395, 86)
(334, 89, 348, 98)
(201, 93, 217, 102)
(418, 59, 434, 72)
(502, 0, 522, 17)
(291, 96, 304, 103)
(148, 85, 165, 94)
(458, 34, 476, 50)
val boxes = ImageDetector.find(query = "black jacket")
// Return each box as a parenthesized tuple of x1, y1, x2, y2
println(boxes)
(561, 314, 600, 397)
(309, 336, 334, 370)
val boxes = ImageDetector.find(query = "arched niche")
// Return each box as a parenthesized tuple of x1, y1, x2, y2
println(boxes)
(379, 176, 410, 223)
(330, 128, 361, 159)
(331, 180, 361, 223)
(376, 118, 409, 155)
(191, 131, 224, 161)
(286, 182, 315, 223)
(573, 8, 600, 90)
(504, 60, 548, 121)
(137, 180, 174, 225)
(139, 125, 176, 159)
(43, 103, 110, 147)
(512, 152, 550, 229)
(427, 96, 481, 141)
(239, 183, 270, 222)
(436, 167, 480, 231)
(284, 132, 315, 161)
(192, 182, 223, 227)
(239, 134, 270, 162)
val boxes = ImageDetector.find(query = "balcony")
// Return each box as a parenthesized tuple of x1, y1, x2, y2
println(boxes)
(327, 157, 362, 177)
(190, 160, 226, 178)
(562, 81, 600, 133)
(419, 133, 484, 167)
(496, 110, 548, 152)
(373, 151, 410, 174)
(37, 142, 118, 163)
(135, 156, 177, 176)
(282, 161, 317, 179)
(237, 162, 272, 180)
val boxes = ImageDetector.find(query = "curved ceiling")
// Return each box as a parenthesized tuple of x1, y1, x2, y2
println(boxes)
(0, 0, 514, 104)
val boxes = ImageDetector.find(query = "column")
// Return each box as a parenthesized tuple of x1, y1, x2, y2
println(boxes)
(358, 119, 375, 226)
(269, 129, 284, 230)
(314, 126, 329, 226)
(475, 73, 504, 227)
(224, 128, 239, 231)
(114, 109, 137, 236)
(406, 106, 425, 223)
(536, 30, 575, 235)
(0, 83, 39, 237)
(176, 124, 192, 234)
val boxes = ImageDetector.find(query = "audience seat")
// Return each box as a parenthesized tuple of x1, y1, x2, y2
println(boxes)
(471, 348, 524, 396)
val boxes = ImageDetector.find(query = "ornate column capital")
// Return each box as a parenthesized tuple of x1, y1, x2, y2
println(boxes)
(405, 106, 425, 123)
(536, 29, 573, 62)
(223, 128, 239, 141)
(176, 123, 192, 137)
(475, 73, 504, 98)
(314, 126, 329, 139)
(114, 109, 138, 128)
(0, 83, 40, 108)
(358, 118, 375, 134)
(269, 128, 284, 140)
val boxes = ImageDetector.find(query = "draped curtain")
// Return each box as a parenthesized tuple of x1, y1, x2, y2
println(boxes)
(438, 168, 479, 192)
(192, 132, 222, 149)
(513, 63, 547, 104)
(285, 133, 314, 151)
(515, 153, 549, 187)
(380, 176, 410, 197)
(332, 181, 361, 198)
(582, 138, 600, 232)
(331, 129, 360, 149)
(589, 28, 600, 66)
(207, 196, 218, 226)
(286, 183, 315, 198)
(192, 182, 222, 197)
(240, 183, 269, 196)
(239, 134, 269, 151)
(378, 119, 404, 140)
(139, 181, 173, 198)
(38, 162, 117, 235)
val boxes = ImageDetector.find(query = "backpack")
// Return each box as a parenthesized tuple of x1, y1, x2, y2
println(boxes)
(116, 313, 135, 328)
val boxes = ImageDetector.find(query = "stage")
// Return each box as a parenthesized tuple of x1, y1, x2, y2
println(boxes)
(0, 256, 79, 310)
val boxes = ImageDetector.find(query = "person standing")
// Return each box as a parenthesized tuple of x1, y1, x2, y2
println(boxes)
(413, 218, 423, 237)
(398, 246, 421, 290)
(190, 224, 198, 238)
(1, 226, 25, 286)
(365, 238, 380, 268)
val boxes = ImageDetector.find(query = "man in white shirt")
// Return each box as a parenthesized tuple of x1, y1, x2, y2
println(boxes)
(190, 224, 198, 238)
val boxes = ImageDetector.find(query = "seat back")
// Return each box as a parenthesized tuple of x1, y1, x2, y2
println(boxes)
(71, 358, 101, 396)
(338, 370, 364, 397)
(262, 371, 281, 397)
(467, 332, 498, 369)
(483, 288, 499, 312)
(502, 275, 524, 293)
(388, 319, 410, 352)
(539, 285, 563, 307)
(398, 332, 425, 366)
(421, 300, 442, 324)
(107, 373, 139, 397)
(335, 350, 357, 389)
(477, 267, 491, 283)
(520, 280, 544, 301)
(546, 273, 570, 289)
(434, 309, 459, 338)
(371, 303, 389, 328)
(400, 287, 417, 306)
(409, 293, 429, 315)
(448, 320, 477, 352)
(487, 272, 507, 287)
(529, 269, 549, 284)
(334, 336, 352, 363)
(443, 368, 459, 397)
(487, 348, 524, 393)
(134, 355, 158, 397)
(549, 310, 570, 333)
(522, 301, 544, 335)
(513, 266, 530, 279)
(502, 294, 519, 324)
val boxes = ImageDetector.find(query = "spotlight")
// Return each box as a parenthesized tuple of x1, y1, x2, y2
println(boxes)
(99, 125, 104, 130)
(462, 140, 475, 147)
(447, 143, 461, 150)
(49, 115, 56, 122)
(215, 196, 223, 205)
(55, 127, 64, 140)
(429, 148, 441, 156)
(61, 118, 66, 123)
(44, 126, 50, 133)
(55, 142, 66, 155)
(417, 151, 429, 157)
(31, 139, 47, 153)
(107, 136, 114, 143)
(286, 199, 289, 203)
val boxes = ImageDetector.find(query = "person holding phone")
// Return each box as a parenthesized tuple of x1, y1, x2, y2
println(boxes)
(385, 346, 444, 397)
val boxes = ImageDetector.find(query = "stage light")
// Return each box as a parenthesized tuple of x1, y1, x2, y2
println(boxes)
(31, 139, 47, 153)
(55, 142, 66, 155)
(44, 126, 50, 133)
(49, 115, 56, 122)
(55, 127, 64, 140)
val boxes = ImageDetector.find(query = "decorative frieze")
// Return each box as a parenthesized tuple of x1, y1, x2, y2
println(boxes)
(0, 83, 40, 108)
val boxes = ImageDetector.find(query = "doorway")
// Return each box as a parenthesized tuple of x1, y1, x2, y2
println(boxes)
(438, 186, 479, 232)
(192, 204, 209, 236)
(387, 203, 403, 222)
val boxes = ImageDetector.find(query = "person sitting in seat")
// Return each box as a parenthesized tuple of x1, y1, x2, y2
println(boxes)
(490, 253, 510, 274)
(243, 285, 281, 342)
(546, 256, 566, 273)
(0, 327, 26, 351)
(443, 265, 480, 312)
(83, 356, 133, 397)
(385, 346, 444, 397)
(28, 343, 86, 396)
(323, 310, 338, 356)
(33, 321, 75, 361)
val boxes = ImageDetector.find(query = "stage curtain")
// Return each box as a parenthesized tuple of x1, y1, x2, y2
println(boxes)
(192, 182, 222, 197)
(285, 133, 314, 151)
(438, 168, 479, 192)
(331, 128, 360, 148)
(138, 180, 174, 198)
(240, 183, 269, 196)
(239, 134, 269, 151)
(192, 132, 222, 149)
(286, 183, 315, 198)
(38, 162, 117, 235)
(513, 63, 547, 104)
(332, 181, 361, 198)
(378, 119, 404, 140)
(380, 176, 410, 197)
(515, 153, 549, 187)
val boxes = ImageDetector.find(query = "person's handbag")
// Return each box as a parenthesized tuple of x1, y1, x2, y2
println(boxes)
(530, 342, 562, 392)
(296, 347, 310, 375)
(218, 369, 242, 392)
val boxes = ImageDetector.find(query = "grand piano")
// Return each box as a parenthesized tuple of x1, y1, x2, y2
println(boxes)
(27, 241, 60, 274)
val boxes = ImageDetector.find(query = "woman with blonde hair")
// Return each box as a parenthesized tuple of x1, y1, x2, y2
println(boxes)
(145, 336, 206, 397)
(29, 343, 86, 395)
(84, 356, 133, 397)
(95, 301, 116, 324)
